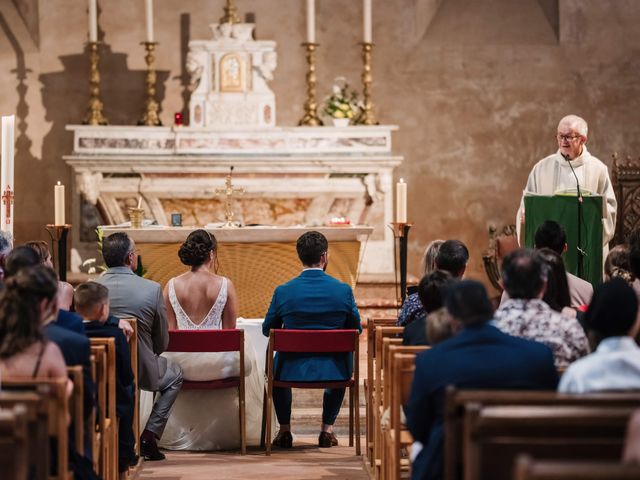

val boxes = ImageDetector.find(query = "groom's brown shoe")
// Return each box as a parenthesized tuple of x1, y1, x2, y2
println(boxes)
(318, 431, 338, 448)
(272, 430, 293, 448)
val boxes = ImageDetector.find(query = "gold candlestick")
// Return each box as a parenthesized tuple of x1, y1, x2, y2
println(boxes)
(298, 43, 323, 127)
(220, 0, 241, 24)
(215, 166, 245, 227)
(358, 42, 378, 125)
(83, 41, 108, 125)
(139, 42, 162, 126)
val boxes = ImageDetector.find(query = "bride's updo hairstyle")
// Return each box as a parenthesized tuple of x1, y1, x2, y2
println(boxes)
(178, 229, 218, 268)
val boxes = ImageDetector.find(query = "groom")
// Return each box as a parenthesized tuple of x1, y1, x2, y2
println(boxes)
(263, 231, 362, 448)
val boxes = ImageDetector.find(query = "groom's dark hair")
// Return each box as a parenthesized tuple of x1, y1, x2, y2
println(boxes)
(102, 232, 132, 268)
(296, 231, 328, 266)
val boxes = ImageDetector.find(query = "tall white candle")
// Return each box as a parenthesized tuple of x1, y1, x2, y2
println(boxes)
(1, 115, 15, 234)
(396, 178, 407, 223)
(363, 0, 372, 43)
(145, 0, 155, 43)
(54, 181, 65, 226)
(88, 0, 98, 42)
(306, 0, 316, 43)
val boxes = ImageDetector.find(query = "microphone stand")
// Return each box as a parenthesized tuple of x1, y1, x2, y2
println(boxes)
(563, 153, 585, 278)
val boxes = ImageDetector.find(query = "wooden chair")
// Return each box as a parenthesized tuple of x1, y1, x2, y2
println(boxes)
(90, 339, 117, 480)
(482, 224, 517, 292)
(166, 329, 246, 454)
(2, 378, 70, 480)
(66, 365, 84, 457)
(383, 349, 425, 480)
(122, 318, 140, 457)
(611, 153, 640, 245)
(444, 388, 640, 480)
(365, 317, 399, 465)
(514, 454, 640, 480)
(263, 329, 360, 456)
(0, 405, 29, 480)
(0, 391, 50, 480)
(464, 403, 635, 480)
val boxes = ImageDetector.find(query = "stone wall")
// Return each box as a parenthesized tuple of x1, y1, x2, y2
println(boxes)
(0, 0, 639, 290)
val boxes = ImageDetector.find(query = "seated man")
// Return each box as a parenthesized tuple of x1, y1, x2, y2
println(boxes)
(406, 280, 558, 480)
(96, 232, 182, 461)
(559, 278, 640, 392)
(494, 248, 589, 368)
(75, 281, 138, 473)
(262, 231, 362, 449)
(434, 239, 468, 279)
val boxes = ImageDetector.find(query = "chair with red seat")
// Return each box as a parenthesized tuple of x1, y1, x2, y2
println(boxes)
(262, 329, 360, 456)
(166, 329, 246, 454)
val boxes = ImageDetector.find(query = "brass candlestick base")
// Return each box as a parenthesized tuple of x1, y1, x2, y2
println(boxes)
(46, 224, 72, 282)
(358, 42, 378, 125)
(139, 42, 162, 126)
(388, 222, 413, 306)
(129, 208, 144, 229)
(298, 43, 323, 126)
(83, 42, 108, 125)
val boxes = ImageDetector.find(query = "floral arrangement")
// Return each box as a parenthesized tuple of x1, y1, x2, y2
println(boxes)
(323, 77, 361, 121)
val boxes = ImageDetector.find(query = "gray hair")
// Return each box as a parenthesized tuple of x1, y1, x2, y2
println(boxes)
(558, 114, 588, 137)
(0, 231, 13, 255)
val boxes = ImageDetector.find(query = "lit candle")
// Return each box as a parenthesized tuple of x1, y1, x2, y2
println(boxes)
(396, 178, 407, 223)
(1, 115, 15, 234)
(54, 181, 65, 226)
(88, 0, 98, 42)
(137, 196, 142, 209)
(306, 0, 315, 43)
(363, 0, 372, 43)
(145, 0, 155, 43)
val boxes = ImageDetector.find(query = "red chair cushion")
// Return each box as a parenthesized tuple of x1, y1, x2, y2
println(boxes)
(167, 329, 242, 352)
(182, 377, 240, 390)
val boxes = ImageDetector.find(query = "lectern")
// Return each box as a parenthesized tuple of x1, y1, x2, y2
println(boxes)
(523, 195, 603, 286)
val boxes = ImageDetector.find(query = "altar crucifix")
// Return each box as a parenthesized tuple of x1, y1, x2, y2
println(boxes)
(215, 166, 244, 227)
(2, 185, 14, 226)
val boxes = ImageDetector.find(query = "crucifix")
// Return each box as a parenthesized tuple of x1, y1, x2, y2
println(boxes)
(215, 166, 244, 227)
(2, 185, 14, 225)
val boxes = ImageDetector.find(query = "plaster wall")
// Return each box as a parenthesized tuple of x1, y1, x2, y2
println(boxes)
(0, 0, 639, 289)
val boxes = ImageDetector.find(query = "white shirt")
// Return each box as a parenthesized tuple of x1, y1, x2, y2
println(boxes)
(517, 146, 617, 245)
(558, 336, 640, 393)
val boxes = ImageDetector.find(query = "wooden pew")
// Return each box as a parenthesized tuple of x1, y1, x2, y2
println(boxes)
(122, 318, 140, 458)
(444, 389, 640, 480)
(66, 365, 84, 457)
(0, 405, 29, 480)
(366, 317, 398, 465)
(0, 391, 49, 480)
(513, 454, 640, 480)
(90, 339, 117, 480)
(464, 403, 635, 480)
(2, 378, 70, 480)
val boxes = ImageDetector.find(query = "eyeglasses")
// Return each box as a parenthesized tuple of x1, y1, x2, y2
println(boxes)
(556, 134, 582, 142)
(127, 249, 140, 256)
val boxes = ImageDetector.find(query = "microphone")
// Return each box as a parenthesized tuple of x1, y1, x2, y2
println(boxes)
(562, 153, 583, 204)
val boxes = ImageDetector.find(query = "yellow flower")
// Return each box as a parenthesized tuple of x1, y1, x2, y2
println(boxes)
(334, 110, 345, 118)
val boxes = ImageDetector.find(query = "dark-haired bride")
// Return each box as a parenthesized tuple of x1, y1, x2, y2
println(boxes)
(139, 229, 267, 450)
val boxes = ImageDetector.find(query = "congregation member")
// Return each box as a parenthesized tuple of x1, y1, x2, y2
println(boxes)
(494, 249, 589, 368)
(402, 270, 455, 346)
(605, 244, 634, 282)
(536, 248, 583, 323)
(516, 115, 617, 248)
(75, 281, 138, 472)
(434, 239, 468, 279)
(559, 278, 640, 392)
(26, 240, 75, 310)
(263, 231, 362, 449)
(97, 232, 183, 461)
(397, 239, 443, 327)
(406, 280, 558, 480)
(0, 230, 12, 282)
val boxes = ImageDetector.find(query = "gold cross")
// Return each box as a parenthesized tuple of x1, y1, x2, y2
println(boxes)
(1, 185, 14, 225)
(215, 166, 244, 227)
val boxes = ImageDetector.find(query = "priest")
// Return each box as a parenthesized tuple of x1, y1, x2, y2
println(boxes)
(516, 114, 617, 248)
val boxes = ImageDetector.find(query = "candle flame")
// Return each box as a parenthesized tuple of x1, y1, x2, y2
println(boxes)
(400, 178, 405, 183)
(57, 181, 61, 186)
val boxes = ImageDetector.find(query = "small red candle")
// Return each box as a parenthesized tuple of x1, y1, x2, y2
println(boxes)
(174, 112, 184, 126)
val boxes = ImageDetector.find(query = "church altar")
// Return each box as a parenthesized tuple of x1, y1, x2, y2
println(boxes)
(100, 225, 372, 318)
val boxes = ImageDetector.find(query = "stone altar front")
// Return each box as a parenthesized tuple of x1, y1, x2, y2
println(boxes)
(101, 225, 372, 318)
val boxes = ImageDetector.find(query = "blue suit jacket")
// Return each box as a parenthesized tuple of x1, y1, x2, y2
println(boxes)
(262, 269, 362, 382)
(405, 323, 559, 480)
(56, 309, 85, 335)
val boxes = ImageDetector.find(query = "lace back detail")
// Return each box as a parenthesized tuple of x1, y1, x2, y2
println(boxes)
(169, 277, 228, 330)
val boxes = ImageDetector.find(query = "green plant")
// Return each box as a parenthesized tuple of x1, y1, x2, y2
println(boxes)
(323, 77, 361, 120)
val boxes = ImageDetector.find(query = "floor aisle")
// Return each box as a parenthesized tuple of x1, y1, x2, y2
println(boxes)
(138, 436, 369, 480)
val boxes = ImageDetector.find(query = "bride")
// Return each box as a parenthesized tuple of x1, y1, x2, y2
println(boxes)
(141, 229, 266, 450)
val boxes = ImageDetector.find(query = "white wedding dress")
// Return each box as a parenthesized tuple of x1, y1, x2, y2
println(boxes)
(139, 276, 267, 450)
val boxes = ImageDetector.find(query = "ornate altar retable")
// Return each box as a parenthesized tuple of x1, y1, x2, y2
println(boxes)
(100, 225, 372, 318)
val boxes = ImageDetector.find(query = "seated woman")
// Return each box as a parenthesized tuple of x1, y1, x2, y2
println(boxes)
(0, 265, 68, 384)
(537, 248, 585, 326)
(25, 241, 75, 310)
(139, 229, 267, 450)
